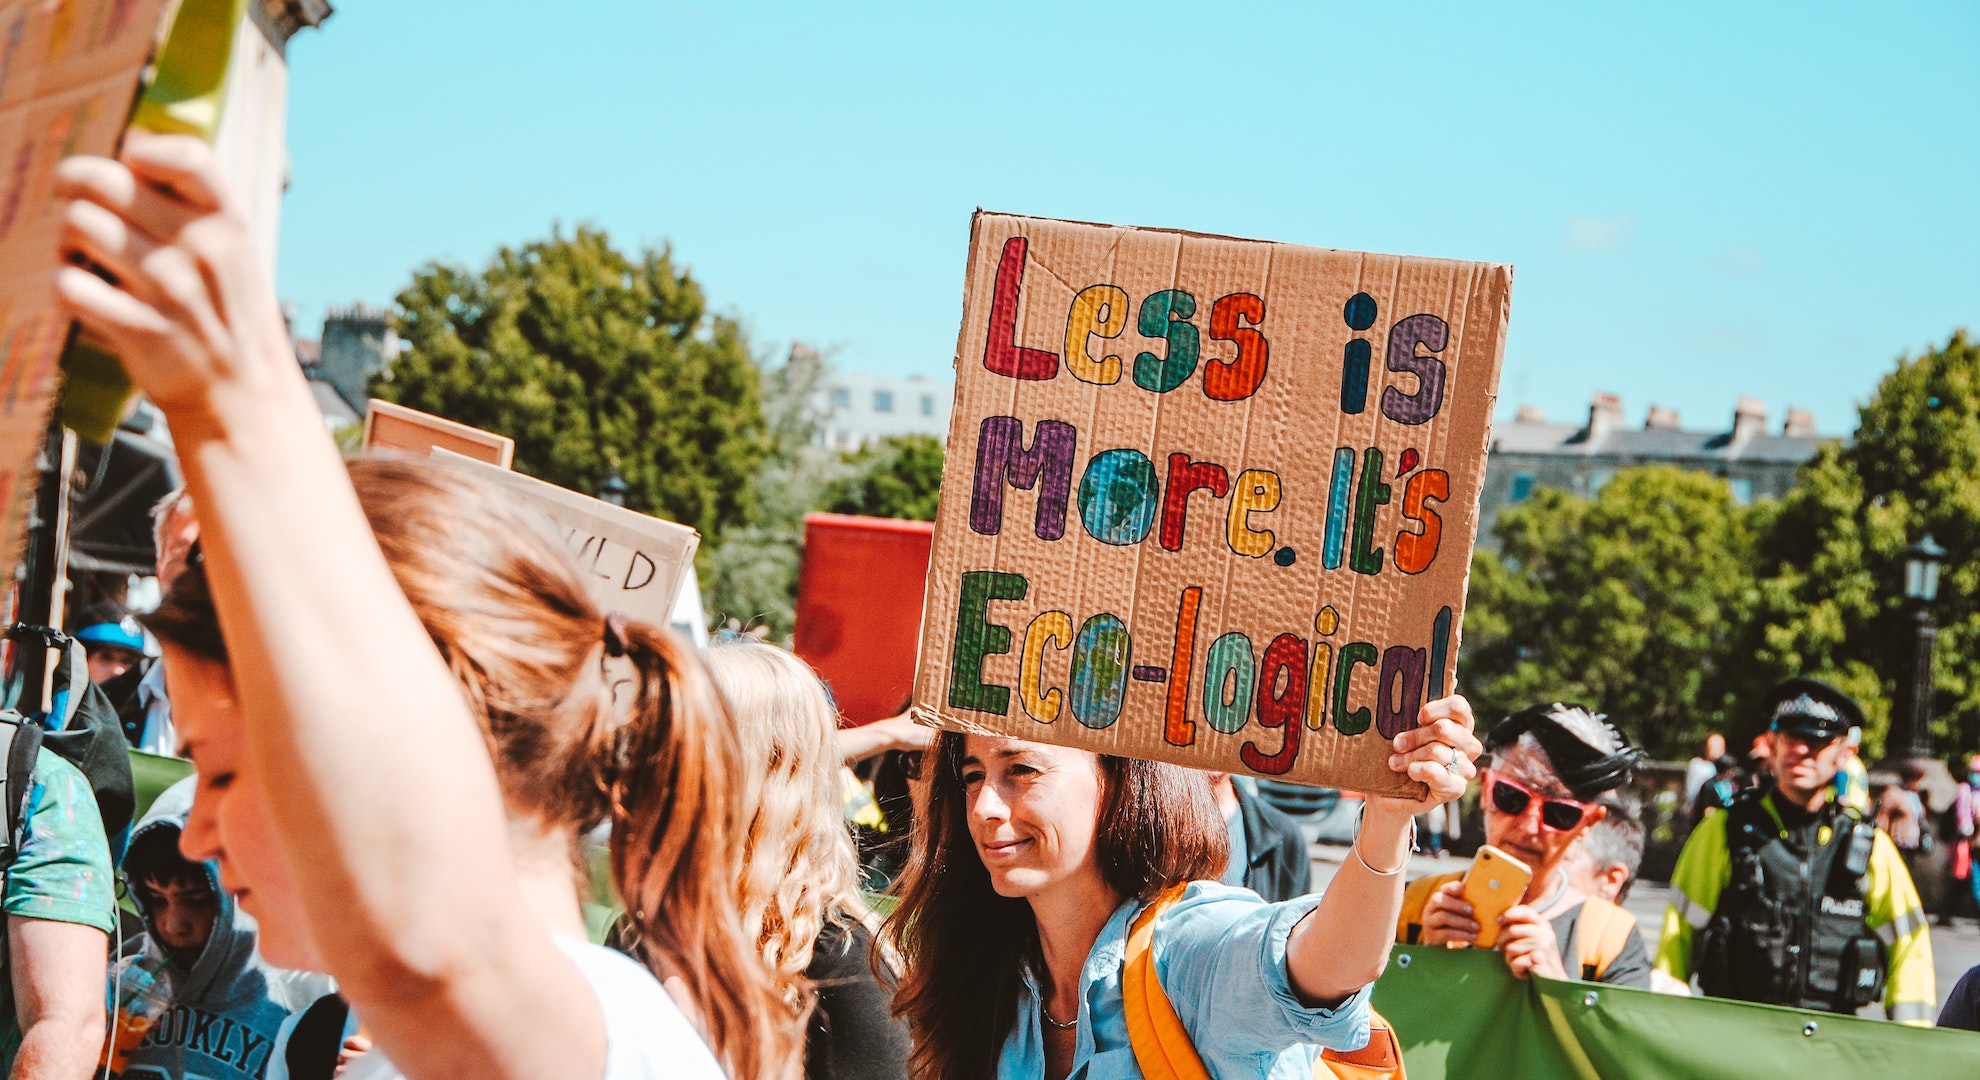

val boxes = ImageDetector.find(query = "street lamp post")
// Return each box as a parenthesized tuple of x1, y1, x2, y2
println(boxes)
(1890, 534, 1947, 760)
(599, 469, 628, 508)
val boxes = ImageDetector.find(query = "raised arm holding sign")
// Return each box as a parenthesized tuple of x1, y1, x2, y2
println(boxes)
(883, 213, 1504, 1080)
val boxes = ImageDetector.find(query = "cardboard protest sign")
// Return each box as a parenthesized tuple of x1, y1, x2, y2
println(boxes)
(434, 451, 699, 632)
(794, 512, 935, 725)
(913, 214, 1511, 796)
(365, 399, 516, 467)
(0, 0, 176, 582)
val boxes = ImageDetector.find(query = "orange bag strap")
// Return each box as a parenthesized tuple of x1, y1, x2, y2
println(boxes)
(1395, 873, 1461, 945)
(1121, 884, 1212, 1080)
(1318, 1015, 1405, 1079)
(1121, 883, 1406, 1080)
(1573, 897, 1638, 982)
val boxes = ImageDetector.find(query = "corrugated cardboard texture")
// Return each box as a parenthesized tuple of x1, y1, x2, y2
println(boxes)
(913, 213, 1510, 798)
(0, 0, 176, 587)
(365, 398, 517, 468)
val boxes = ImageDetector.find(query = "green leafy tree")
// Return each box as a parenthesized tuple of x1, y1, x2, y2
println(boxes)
(821, 434, 945, 521)
(1738, 330, 1980, 758)
(702, 346, 842, 639)
(704, 361, 949, 639)
(375, 227, 766, 539)
(1461, 466, 1760, 757)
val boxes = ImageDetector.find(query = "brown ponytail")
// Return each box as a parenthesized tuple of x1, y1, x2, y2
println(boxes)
(146, 457, 801, 1079)
(606, 620, 802, 1080)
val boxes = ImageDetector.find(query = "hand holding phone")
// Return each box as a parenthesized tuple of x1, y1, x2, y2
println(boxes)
(1461, 845, 1533, 949)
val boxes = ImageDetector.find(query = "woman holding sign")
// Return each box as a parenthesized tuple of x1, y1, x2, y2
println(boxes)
(882, 701, 1479, 1080)
(53, 134, 795, 1080)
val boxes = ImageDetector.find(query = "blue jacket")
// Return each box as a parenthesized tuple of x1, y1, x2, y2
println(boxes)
(113, 779, 329, 1080)
(998, 881, 1370, 1080)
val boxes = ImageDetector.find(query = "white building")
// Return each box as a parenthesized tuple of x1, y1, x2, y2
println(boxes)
(812, 371, 954, 450)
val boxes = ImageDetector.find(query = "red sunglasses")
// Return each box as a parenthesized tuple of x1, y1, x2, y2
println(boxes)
(1486, 772, 1594, 832)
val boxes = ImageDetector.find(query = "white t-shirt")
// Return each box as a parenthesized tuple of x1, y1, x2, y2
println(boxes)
(302, 938, 725, 1080)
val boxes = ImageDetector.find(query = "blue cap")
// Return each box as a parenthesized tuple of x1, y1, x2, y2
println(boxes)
(74, 616, 147, 655)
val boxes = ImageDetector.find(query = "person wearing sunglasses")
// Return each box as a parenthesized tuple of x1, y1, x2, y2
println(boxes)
(1397, 703, 1651, 987)
(1655, 678, 1937, 1025)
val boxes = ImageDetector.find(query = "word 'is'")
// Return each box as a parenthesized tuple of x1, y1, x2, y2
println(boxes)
(984, 236, 1452, 424)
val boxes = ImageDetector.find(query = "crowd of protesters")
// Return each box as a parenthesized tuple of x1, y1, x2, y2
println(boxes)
(0, 130, 1961, 1080)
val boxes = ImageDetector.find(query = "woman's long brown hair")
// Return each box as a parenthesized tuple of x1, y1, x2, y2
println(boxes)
(147, 457, 800, 1080)
(879, 731, 1227, 1080)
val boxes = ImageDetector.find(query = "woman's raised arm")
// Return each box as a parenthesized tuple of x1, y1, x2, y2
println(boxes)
(1285, 696, 1480, 1005)
(54, 132, 603, 1080)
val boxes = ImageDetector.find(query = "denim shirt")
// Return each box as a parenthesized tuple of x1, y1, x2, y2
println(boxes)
(998, 881, 1373, 1080)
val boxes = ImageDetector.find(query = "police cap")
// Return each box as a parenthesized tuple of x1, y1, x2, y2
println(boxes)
(1762, 677, 1863, 742)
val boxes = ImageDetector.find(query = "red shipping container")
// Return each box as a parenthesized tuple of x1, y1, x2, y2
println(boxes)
(793, 513, 935, 726)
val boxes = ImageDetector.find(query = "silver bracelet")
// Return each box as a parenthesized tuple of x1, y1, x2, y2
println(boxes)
(1350, 803, 1417, 877)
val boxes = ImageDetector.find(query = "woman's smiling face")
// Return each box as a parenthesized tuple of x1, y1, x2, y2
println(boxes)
(959, 735, 1107, 899)
(165, 645, 324, 971)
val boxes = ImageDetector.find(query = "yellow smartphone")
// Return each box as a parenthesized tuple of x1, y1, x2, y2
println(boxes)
(1461, 845, 1533, 949)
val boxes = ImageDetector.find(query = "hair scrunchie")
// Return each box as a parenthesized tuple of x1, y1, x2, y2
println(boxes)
(603, 613, 631, 658)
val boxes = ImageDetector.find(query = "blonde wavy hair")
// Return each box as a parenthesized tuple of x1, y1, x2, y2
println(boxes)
(705, 641, 869, 1005)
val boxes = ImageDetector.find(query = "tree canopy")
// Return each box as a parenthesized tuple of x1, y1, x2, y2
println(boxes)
(702, 348, 834, 639)
(1740, 330, 1980, 758)
(375, 227, 767, 539)
(821, 434, 945, 521)
(1461, 466, 1760, 757)
(1463, 331, 1980, 761)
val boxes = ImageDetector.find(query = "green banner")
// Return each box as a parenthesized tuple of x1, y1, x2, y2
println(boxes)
(130, 749, 194, 824)
(1372, 946, 1977, 1079)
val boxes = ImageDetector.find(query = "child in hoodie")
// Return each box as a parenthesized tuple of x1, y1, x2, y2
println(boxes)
(108, 780, 326, 1080)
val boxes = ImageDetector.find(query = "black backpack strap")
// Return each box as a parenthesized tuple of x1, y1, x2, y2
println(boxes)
(40, 639, 134, 844)
(1, 717, 42, 862)
(39, 680, 134, 844)
(285, 993, 353, 1080)
(0, 716, 39, 982)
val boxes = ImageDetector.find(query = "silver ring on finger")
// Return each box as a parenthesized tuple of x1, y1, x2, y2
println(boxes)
(1444, 746, 1462, 773)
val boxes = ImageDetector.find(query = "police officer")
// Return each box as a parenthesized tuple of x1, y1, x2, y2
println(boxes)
(1655, 677, 1936, 1024)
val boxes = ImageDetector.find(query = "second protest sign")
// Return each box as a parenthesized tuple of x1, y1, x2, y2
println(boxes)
(913, 213, 1512, 796)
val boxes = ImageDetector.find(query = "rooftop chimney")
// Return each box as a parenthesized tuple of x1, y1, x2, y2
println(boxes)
(320, 304, 398, 413)
(1645, 405, 1681, 431)
(1514, 404, 1547, 423)
(1586, 393, 1624, 441)
(1782, 407, 1816, 437)
(1731, 396, 1767, 442)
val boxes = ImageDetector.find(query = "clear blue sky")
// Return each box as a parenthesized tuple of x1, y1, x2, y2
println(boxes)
(274, 1, 1978, 434)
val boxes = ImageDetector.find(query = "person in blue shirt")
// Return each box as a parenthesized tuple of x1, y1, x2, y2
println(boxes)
(881, 696, 1480, 1080)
